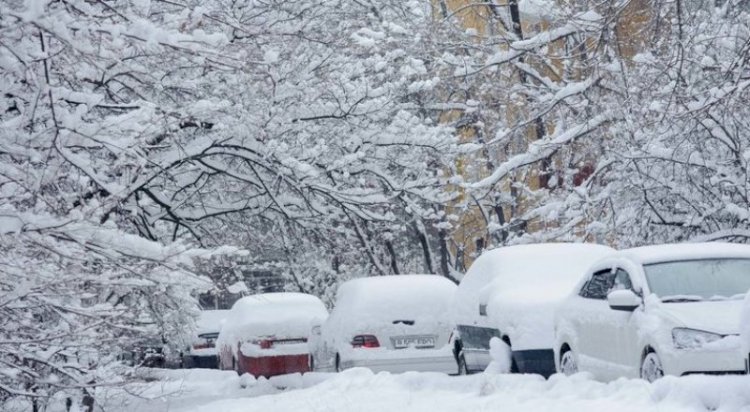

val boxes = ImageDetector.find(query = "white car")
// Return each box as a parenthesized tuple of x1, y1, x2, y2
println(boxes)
(309, 275, 457, 374)
(555, 243, 750, 382)
(453, 243, 614, 376)
(184, 309, 229, 368)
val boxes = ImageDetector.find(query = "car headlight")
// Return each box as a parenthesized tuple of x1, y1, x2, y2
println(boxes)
(672, 327, 723, 350)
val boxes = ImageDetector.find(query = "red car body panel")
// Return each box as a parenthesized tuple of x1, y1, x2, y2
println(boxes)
(219, 340, 311, 378)
(237, 352, 310, 378)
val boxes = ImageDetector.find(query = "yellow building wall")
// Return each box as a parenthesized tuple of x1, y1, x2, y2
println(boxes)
(437, 0, 651, 268)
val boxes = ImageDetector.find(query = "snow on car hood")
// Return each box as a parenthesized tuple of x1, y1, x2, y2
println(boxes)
(657, 299, 743, 336)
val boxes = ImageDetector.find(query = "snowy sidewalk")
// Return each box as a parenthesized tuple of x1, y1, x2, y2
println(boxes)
(101, 368, 750, 412)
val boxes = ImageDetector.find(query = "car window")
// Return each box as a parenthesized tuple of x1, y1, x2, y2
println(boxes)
(579, 269, 614, 299)
(457, 325, 501, 350)
(612, 268, 633, 292)
(580, 268, 634, 300)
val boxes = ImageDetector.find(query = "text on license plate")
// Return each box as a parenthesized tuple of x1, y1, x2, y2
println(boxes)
(392, 335, 436, 349)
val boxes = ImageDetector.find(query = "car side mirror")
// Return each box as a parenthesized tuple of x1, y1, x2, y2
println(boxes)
(607, 289, 641, 311)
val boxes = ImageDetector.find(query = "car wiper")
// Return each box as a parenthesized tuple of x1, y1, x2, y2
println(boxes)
(392, 320, 415, 325)
(660, 295, 703, 303)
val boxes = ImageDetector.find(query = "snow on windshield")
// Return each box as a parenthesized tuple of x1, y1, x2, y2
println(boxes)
(644, 259, 750, 301)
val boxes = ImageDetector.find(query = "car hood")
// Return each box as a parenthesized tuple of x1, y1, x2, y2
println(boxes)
(658, 300, 742, 335)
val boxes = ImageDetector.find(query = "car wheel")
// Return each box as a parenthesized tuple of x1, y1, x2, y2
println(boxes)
(559, 348, 578, 376)
(457, 353, 469, 375)
(640, 351, 664, 383)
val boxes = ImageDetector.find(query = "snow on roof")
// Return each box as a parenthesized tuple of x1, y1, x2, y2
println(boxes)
(619, 242, 750, 265)
(454, 243, 613, 327)
(230, 292, 323, 312)
(335, 274, 457, 317)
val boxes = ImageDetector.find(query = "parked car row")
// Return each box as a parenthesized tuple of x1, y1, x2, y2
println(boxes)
(192, 242, 750, 383)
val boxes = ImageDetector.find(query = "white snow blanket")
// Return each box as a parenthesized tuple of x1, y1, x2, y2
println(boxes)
(84, 368, 750, 412)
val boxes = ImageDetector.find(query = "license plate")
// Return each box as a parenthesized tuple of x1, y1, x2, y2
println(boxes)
(392, 335, 436, 349)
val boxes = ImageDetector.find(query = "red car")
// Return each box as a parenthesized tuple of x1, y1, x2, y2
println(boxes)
(216, 293, 328, 378)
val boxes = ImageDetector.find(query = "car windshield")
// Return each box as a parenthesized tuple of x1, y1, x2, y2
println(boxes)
(644, 258, 750, 301)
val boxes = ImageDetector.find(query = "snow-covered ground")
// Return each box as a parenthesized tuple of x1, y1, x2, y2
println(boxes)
(92, 368, 750, 412)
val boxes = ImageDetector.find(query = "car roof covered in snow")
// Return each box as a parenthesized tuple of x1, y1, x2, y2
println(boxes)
(454, 243, 614, 326)
(230, 292, 324, 312)
(619, 242, 750, 265)
(457, 243, 614, 297)
(335, 274, 456, 312)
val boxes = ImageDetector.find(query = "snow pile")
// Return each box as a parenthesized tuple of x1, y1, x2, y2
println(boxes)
(484, 337, 512, 374)
(454, 243, 613, 350)
(178, 369, 750, 412)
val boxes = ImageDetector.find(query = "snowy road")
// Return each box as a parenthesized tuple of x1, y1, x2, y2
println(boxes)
(96, 368, 750, 412)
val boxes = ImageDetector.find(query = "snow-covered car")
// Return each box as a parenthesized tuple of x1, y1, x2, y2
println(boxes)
(217, 293, 328, 378)
(555, 243, 750, 382)
(310, 275, 457, 374)
(453, 243, 614, 376)
(184, 310, 229, 369)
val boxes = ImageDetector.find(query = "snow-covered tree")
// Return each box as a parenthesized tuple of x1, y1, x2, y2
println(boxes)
(606, 0, 750, 245)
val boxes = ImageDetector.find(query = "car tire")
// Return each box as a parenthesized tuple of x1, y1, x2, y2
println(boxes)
(640, 351, 664, 383)
(457, 353, 469, 375)
(559, 348, 578, 376)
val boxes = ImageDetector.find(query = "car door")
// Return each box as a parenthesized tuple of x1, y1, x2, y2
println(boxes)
(574, 268, 625, 380)
(609, 268, 641, 378)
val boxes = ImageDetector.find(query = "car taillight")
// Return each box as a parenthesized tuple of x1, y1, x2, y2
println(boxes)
(351, 335, 379, 348)
(259, 339, 273, 349)
(193, 343, 209, 350)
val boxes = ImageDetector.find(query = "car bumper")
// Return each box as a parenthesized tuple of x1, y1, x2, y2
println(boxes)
(342, 348, 456, 374)
(238, 354, 310, 378)
(662, 349, 747, 376)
